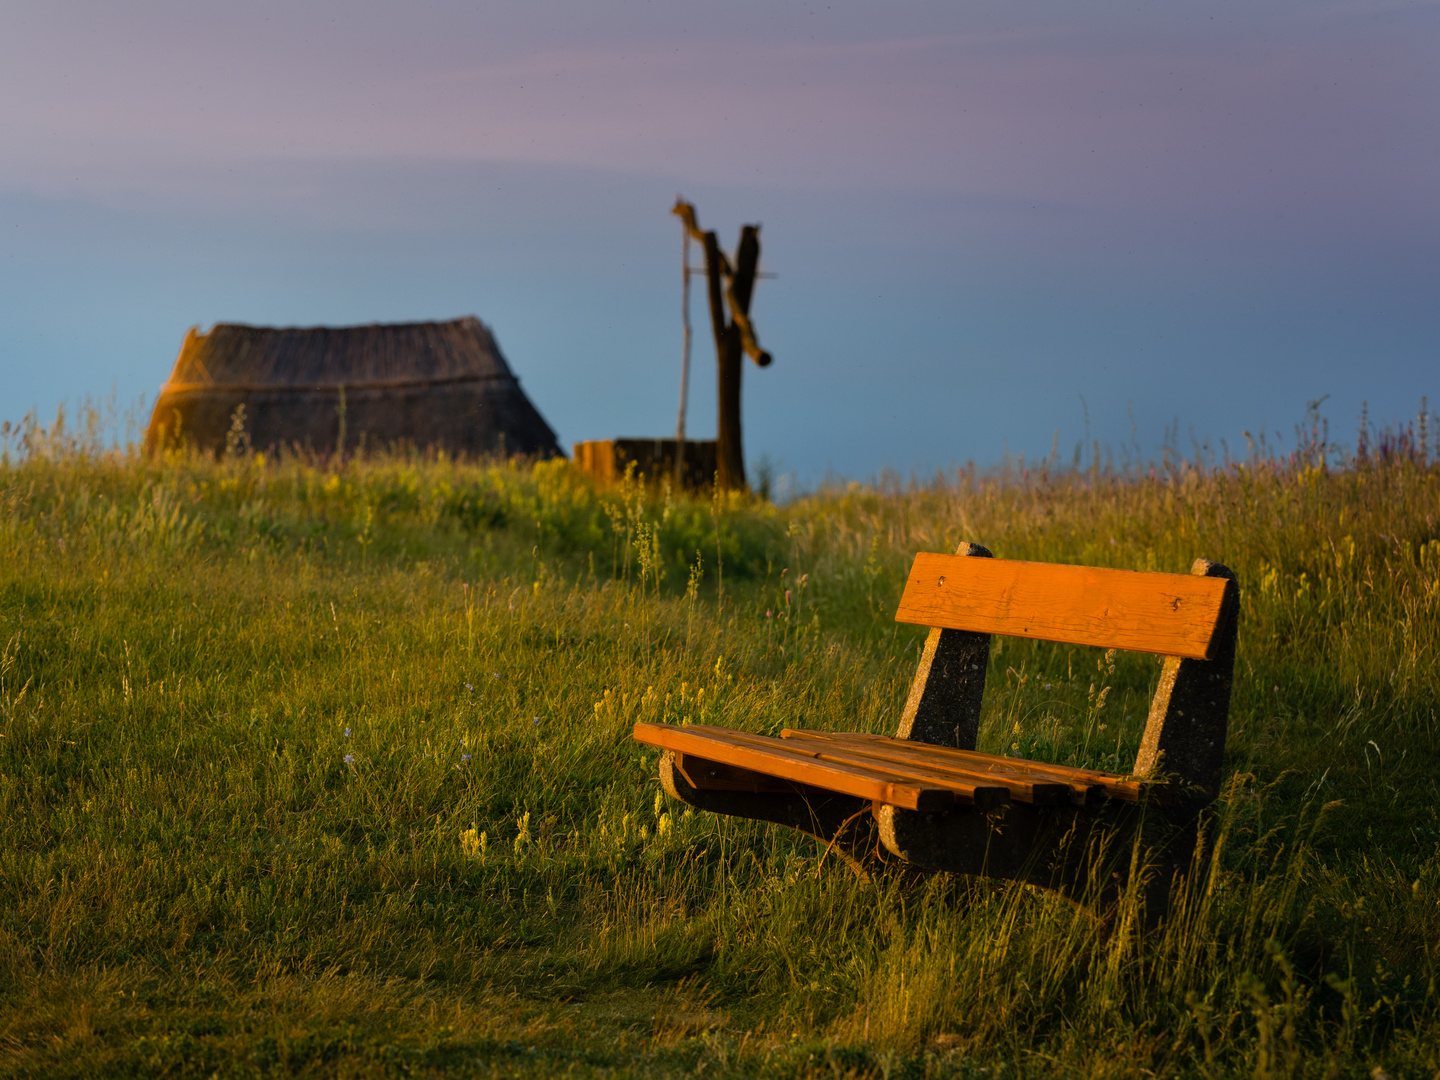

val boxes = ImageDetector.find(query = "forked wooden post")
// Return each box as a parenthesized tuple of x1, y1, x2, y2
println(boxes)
(671, 200, 772, 492)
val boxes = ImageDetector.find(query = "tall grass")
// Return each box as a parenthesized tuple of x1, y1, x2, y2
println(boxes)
(1, 404, 1437, 1077)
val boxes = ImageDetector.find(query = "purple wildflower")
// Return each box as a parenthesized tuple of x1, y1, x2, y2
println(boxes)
(343, 753, 355, 765)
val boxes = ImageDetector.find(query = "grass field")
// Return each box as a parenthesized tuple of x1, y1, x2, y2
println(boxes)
(2, 409, 1438, 1077)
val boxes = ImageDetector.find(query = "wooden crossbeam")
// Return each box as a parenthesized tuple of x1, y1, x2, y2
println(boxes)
(671, 753, 798, 793)
(895, 553, 1230, 660)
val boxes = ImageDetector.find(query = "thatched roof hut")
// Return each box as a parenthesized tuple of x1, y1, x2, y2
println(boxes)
(145, 317, 561, 458)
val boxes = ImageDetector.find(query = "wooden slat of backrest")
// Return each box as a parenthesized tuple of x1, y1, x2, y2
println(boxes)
(894, 553, 1229, 660)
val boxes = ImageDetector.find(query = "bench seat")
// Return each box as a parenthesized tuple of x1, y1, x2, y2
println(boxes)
(634, 722, 1163, 810)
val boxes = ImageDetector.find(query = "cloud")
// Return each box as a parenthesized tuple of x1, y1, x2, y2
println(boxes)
(1, 3, 1434, 242)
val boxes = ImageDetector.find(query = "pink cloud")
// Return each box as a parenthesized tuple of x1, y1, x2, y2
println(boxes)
(0, 3, 1433, 236)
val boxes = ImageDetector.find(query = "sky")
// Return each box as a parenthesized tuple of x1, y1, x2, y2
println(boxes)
(2, 0, 1436, 483)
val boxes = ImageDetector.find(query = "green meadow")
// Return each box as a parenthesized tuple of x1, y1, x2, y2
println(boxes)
(2, 411, 1438, 1077)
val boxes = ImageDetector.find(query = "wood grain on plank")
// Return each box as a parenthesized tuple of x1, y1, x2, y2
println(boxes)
(692, 725, 1013, 810)
(634, 722, 956, 811)
(781, 729, 1094, 807)
(642, 728, 1013, 812)
(755, 737, 1027, 809)
(894, 553, 1229, 659)
(791, 729, 1157, 803)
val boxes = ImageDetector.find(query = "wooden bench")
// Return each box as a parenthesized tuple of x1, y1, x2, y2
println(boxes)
(634, 543, 1239, 914)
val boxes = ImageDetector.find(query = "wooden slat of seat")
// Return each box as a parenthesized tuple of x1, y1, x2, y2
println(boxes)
(634, 722, 962, 811)
(696, 728, 1023, 810)
(639, 723, 1014, 810)
(760, 734, 1052, 808)
(778, 729, 1077, 807)
(895, 553, 1230, 660)
(849, 731, 1155, 802)
(781, 729, 1097, 807)
(795, 729, 1158, 803)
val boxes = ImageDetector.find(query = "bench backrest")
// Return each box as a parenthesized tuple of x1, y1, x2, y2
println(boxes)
(895, 553, 1230, 660)
(893, 544, 1239, 802)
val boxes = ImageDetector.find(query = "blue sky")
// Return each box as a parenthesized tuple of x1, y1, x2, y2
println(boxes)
(2, 1, 1436, 481)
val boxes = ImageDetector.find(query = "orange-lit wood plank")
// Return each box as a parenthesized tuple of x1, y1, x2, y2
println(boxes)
(781, 729, 1091, 806)
(682, 725, 1014, 810)
(790, 729, 1158, 803)
(640, 723, 1013, 809)
(761, 737, 1028, 808)
(843, 731, 1152, 802)
(634, 723, 957, 811)
(894, 553, 1229, 659)
(711, 729, 1017, 810)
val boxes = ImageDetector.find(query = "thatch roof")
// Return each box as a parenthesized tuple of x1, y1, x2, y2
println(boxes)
(145, 317, 561, 458)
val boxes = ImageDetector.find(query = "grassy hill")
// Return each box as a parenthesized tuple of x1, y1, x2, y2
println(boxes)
(2, 418, 1437, 1077)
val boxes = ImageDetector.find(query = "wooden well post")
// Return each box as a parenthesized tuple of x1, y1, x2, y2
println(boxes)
(672, 200, 772, 491)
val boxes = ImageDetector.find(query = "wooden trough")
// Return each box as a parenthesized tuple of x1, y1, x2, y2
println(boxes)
(572, 438, 717, 490)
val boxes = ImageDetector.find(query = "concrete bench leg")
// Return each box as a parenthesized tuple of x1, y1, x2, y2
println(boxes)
(876, 800, 1201, 921)
(659, 751, 877, 875)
